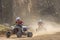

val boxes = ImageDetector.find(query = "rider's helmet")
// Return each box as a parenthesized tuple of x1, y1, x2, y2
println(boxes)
(38, 19, 43, 24)
(16, 17, 21, 21)
(39, 19, 42, 22)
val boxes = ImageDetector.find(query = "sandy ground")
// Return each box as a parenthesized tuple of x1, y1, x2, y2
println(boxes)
(0, 21, 60, 40)
(0, 32, 60, 40)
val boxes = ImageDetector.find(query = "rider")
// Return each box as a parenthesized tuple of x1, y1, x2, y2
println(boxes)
(38, 19, 43, 26)
(16, 17, 23, 28)
(36, 19, 43, 31)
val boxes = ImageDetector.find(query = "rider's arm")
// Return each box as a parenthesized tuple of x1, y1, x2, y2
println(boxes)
(21, 21, 24, 25)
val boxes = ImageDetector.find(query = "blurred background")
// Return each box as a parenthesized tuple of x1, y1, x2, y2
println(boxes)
(0, 0, 60, 25)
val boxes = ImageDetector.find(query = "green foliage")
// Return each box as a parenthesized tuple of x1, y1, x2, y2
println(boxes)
(0, 25, 10, 31)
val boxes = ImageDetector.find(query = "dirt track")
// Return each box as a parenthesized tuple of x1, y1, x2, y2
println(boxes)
(0, 32, 60, 40)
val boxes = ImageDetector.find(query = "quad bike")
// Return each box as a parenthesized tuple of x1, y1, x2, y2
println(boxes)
(6, 25, 33, 38)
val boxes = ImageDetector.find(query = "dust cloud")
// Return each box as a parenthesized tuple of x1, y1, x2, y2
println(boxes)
(30, 20, 60, 37)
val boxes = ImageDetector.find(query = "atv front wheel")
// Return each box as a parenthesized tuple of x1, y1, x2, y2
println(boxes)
(6, 32, 11, 38)
(27, 32, 33, 37)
